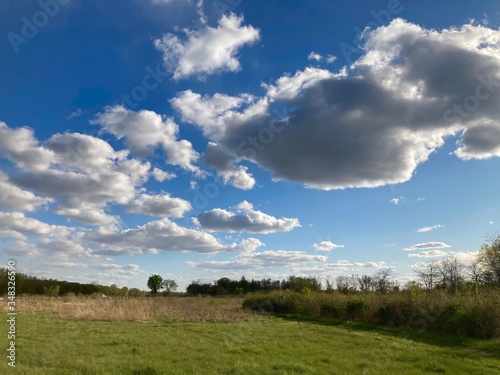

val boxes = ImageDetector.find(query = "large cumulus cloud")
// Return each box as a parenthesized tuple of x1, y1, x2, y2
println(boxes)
(172, 19, 500, 190)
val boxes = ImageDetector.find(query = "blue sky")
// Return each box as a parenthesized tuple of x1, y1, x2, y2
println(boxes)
(1, 0, 500, 290)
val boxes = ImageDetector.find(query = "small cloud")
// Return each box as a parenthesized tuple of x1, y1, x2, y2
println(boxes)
(383, 243, 397, 247)
(408, 250, 448, 258)
(417, 197, 426, 202)
(417, 224, 444, 233)
(152, 168, 177, 182)
(311, 241, 344, 252)
(404, 241, 451, 251)
(307, 52, 336, 64)
(389, 196, 405, 205)
(66, 109, 82, 120)
(308, 51, 323, 61)
(490, 221, 495, 225)
(326, 54, 336, 63)
(190, 181, 198, 190)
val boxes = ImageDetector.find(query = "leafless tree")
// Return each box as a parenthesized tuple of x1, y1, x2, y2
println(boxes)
(414, 261, 440, 290)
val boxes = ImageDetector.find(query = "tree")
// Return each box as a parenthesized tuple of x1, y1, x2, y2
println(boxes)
(479, 234, 500, 286)
(147, 274, 163, 296)
(163, 279, 178, 294)
(437, 256, 465, 293)
(373, 268, 396, 293)
(415, 261, 440, 290)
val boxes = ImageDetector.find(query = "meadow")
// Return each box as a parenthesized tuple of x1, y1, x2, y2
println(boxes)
(2, 296, 500, 374)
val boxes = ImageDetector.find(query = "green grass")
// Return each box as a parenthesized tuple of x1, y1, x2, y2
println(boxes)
(3, 312, 500, 375)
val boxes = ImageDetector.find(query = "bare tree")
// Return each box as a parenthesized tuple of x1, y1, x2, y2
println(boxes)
(357, 274, 373, 292)
(414, 261, 440, 290)
(437, 256, 464, 293)
(335, 276, 351, 294)
(373, 268, 396, 293)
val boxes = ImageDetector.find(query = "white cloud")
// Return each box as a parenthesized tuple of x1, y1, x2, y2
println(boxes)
(193, 200, 300, 233)
(326, 54, 337, 63)
(0, 121, 54, 171)
(293, 260, 388, 275)
(0, 172, 52, 211)
(87, 217, 259, 255)
(0, 212, 71, 237)
(408, 250, 448, 258)
(172, 19, 500, 190)
(93, 106, 201, 175)
(307, 52, 336, 64)
(0, 123, 153, 227)
(154, 13, 260, 79)
(41, 261, 88, 268)
(389, 196, 405, 205)
(311, 241, 344, 252)
(126, 193, 191, 218)
(187, 249, 327, 271)
(203, 142, 255, 190)
(152, 167, 176, 182)
(308, 51, 322, 61)
(4, 241, 41, 257)
(404, 242, 451, 251)
(417, 224, 444, 233)
(55, 204, 120, 227)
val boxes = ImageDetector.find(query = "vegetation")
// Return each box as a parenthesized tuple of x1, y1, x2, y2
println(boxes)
(241, 236, 500, 339)
(0, 269, 140, 297)
(3, 308, 499, 374)
(186, 275, 321, 296)
(16, 295, 255, 323)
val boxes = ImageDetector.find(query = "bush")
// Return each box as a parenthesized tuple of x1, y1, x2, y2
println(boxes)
(345, 299, 367, 320)
(243, 289, 500, 339)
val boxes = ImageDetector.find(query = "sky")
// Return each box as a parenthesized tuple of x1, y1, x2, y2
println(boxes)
(1, 0, 500, 290)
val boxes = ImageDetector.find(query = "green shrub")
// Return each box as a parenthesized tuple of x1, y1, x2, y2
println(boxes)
(345, 299, 367, 320)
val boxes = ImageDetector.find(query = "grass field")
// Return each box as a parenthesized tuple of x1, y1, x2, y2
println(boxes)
(2, 297, 500, 374)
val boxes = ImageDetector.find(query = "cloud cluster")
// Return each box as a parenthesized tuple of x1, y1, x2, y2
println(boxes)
(172, 19, 500, 190)
(154, 13, 260, 79)
(93, 105, 201, 175)
(126, 193, 191, 218)
(86, 217, 261, 256)
(408, 250, 448, 258)
(308, 51, 336, 63)
(187, 245, 326, 271)
(193, 201, 300, 233)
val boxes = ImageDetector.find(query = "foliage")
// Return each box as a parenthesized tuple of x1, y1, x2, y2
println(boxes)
(243, 289, 500, 339)
(0, 268, 134, 297)
(147, 274, 163, 296)
(163, 279, 178, 294)
(186, 275, 321, 296)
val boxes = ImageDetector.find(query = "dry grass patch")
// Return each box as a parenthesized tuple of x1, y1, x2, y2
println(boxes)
(13, 296, 262, 323)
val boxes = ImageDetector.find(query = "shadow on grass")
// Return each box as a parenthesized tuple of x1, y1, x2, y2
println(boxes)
(275, 313, 500, 359)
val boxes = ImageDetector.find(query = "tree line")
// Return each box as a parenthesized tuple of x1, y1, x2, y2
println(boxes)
(0, 269, 144, 297)
(184, 235, 500, 296)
